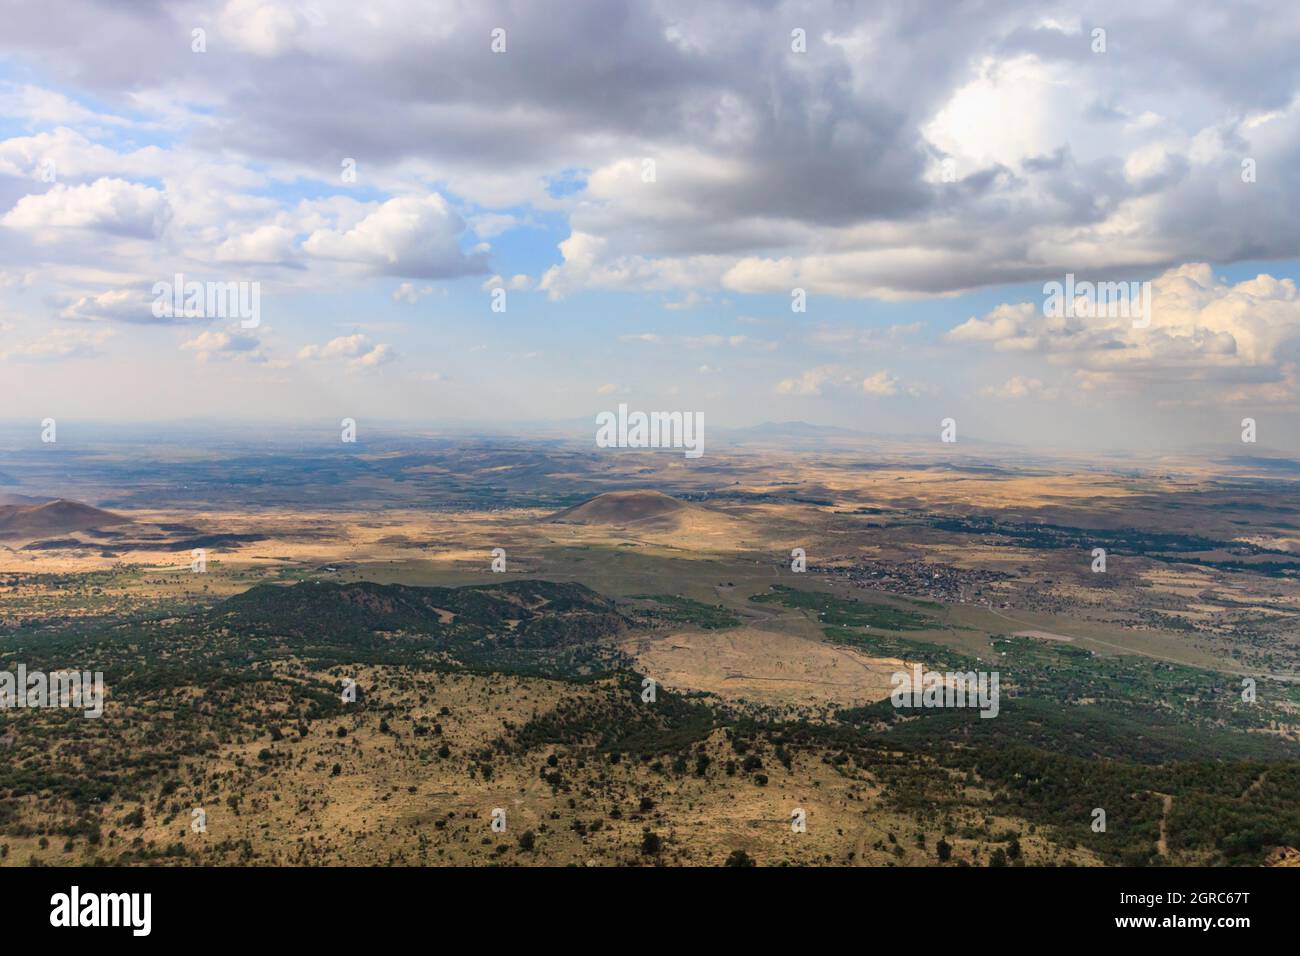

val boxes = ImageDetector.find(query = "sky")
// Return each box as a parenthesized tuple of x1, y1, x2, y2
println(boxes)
(1, 0, 1299, 454)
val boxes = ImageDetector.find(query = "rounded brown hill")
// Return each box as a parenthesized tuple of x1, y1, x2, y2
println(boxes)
(548, 490, 691, 526)
(0, 499, 130, 540)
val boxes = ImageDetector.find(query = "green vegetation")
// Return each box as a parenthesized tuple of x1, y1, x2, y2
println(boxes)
(509, 673, 715, 756)
(926, 515, 1300, 577)
(822, 627, 979, 670)
(750, 585, 933, 631)
(212, 579, 628, 675)
(4, 572, 1298, 868)
(630, 594, 741, 630)
(0, 577, 636, 857)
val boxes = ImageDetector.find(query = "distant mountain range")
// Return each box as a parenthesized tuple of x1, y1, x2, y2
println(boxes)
(0, 492, 50, 506)
(1217, 455, 1300, 474)
(729, 421, 865, 437)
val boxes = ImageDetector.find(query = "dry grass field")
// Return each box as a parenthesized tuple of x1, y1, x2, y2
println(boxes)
(7, 665, 1099, 868)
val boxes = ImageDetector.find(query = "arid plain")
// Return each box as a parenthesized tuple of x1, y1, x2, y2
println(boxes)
(1, 428, 1298, 866)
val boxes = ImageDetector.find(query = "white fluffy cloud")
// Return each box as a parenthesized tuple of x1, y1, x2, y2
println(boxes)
(303, 195, 485, 279)
(0, 127, 166, 181)
(776, 364, 920, 398)
(214, 225, 297, 264)
(181, 328, 268, 363)
(59, 288, 153, 323)
(8, 1, 1300, 303)
(861, 370, 901, 396)
(950, 264, 1300, 380)
(2, 177, 169, 238)
(298, 333, 395, 368)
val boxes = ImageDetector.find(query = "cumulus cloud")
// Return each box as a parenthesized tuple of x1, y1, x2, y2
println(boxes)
(0, 127, 165, 181)
(303, 195, 486, 279)
(298, 333, 395, 368)
(947, 264, 1300, 403)
(775, 365, 859, 397)
(181, 328, 268, 363)
(2, 177, 169, 238)
(58, 288, 154, 323)
(214, 224, 297, 264)
(8, 1, 1299, 301)
(948, 303, 1043, 345)
(777, 365, 918, 398)
(861, 370, 900, 396)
